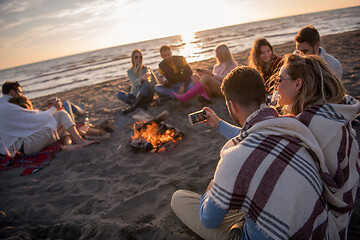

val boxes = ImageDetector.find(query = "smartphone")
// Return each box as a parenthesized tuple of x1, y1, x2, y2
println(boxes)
(188, 110, 207, 125)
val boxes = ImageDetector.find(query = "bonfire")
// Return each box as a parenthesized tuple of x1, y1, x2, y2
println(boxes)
(130, 121, 182, 153)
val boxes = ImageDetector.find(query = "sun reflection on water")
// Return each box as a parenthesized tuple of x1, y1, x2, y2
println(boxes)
(178, 32, 207, 63)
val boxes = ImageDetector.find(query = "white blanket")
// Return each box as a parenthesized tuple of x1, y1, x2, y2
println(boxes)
(0, 96, 57, 155)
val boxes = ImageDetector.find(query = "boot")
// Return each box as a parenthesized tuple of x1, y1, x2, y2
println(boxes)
(122, 94, 146, 115)
(197, 88, 211, 104)
(172, 82, 210, 103)
(126, 94, 136, 105)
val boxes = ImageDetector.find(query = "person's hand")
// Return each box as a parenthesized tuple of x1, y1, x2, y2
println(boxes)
(141, 74, 147, 84)
(206, 179, 214, 192)
(52, 97, 62, 110)
(158, 75, 167, 85)
(203, 107, 221, 128)
(46, 97, 56, 105)
(178, 85, 186, 94)
(201, 69, 212, 76)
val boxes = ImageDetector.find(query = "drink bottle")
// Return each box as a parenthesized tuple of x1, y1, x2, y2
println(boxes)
(147, 68, 152, 82)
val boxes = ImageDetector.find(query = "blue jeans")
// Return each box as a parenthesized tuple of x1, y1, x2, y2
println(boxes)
(241, 215, 270, 240)
(62, 101, 84, 122)
(117, 82, 154, 104)
(154, 82, 193, 98)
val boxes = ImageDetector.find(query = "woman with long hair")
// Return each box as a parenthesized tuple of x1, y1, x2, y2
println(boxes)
(172, 43, 237, 103)
(248, 38, 282, 94)
(117, 49, 158, 114)
(274, 54, 359, 238)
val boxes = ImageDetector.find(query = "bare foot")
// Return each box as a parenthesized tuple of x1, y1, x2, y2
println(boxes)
(61, 144, 85, 151)
(61, 140, 99, 151)
(79, 139, 99, 146)
(85, 132, 111, 140)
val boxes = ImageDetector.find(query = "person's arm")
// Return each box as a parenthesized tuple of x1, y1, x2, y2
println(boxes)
(199, 181, 228, 228)
(218, 120, 241, 140)
(213, 62, 237, 82)
(157, 67, 170, 87)
(4, 105, 55, 131)
(203, 107, 241, 139)
(212, 65, 223, 82)
(150, 69, 159, 85)
(127, 69, 142, 94)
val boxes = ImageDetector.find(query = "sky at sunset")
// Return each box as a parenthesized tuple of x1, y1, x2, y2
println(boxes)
(0, 0, 359, 70)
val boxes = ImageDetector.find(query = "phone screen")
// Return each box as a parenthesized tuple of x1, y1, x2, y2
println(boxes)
(189, 110, 207, 125)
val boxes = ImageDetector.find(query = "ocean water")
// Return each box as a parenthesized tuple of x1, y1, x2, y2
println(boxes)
(1, 6, 359, 99)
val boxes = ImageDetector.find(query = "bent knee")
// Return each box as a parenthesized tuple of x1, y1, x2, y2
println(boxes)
(170, 190, 183, 212)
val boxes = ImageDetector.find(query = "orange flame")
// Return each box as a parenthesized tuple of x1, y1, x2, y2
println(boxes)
(131, 122, 181, 152)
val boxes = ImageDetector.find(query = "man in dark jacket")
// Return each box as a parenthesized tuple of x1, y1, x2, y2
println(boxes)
(154, 45, 193, 99)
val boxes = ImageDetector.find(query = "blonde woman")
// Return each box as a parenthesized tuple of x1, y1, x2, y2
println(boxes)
(276, 54, 359, 239)
(172, 43, 237, 103)
(117, 49, 158, 114)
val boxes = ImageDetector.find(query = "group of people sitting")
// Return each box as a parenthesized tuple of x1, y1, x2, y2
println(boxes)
(115, 24, 354, 239)
(117, 40, 240, 114)
(117, 25, 342, 116)
(168, 25, 357, 240)
(0, 23, 357, 239)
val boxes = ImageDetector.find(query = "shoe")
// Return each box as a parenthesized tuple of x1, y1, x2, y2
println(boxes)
(227, 222, 244, 240)
(122, 106, 136, 115)
(227, 228, 242, 240)
(122, 93, 147, 115)
(172, 81, 208, 103)
(126, 94, 136, 105)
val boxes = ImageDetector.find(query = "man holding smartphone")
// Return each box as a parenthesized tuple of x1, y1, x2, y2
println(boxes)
(171, 67, 329, 239)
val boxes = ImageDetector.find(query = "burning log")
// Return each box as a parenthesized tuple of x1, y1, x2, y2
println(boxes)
(129, 140, 153, 152)
(129, 111, 182, 153)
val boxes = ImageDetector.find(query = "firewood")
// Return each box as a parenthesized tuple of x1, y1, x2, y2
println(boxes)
(135, 110, 169, 131)
(129, 139, 153, 152)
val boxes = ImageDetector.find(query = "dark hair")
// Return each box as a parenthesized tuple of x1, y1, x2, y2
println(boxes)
(221, 66, 266, 108)
(8, 96, 33, 110)
(2, 81, 21, 94)
(248, 38, 274, 75)
(295, 25, 320, 47)
(159, 45, 171, 54)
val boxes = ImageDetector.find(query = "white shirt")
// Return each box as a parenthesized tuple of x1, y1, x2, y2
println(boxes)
(319, 47, 343, 78)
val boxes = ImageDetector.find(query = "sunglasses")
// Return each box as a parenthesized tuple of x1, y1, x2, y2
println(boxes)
(275, 75, 293, 85)
(134, 55, 143, 59)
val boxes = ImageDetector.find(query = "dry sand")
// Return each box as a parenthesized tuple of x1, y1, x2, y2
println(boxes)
(1, 30, 359, 239)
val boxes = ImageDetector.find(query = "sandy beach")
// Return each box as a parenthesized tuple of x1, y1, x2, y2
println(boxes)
(1, 29, 360, 239)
